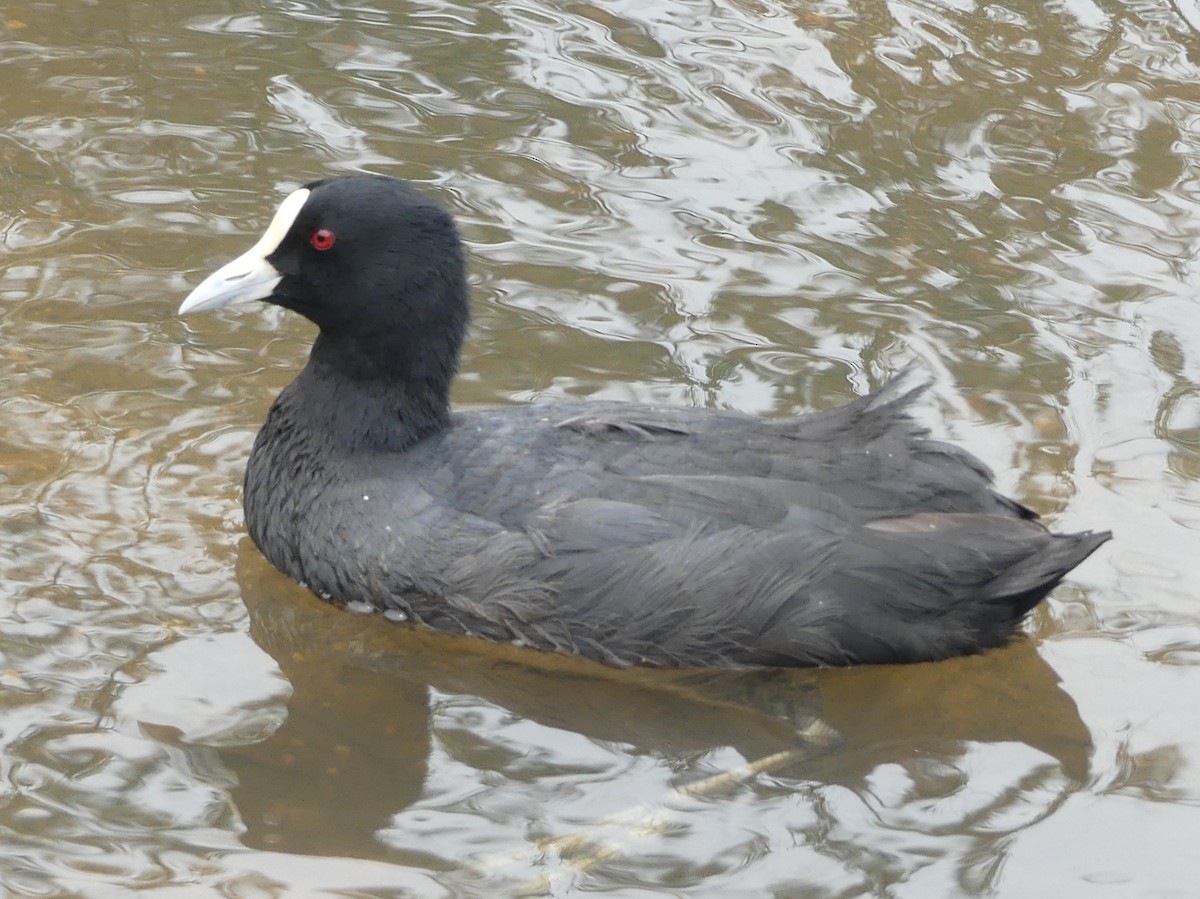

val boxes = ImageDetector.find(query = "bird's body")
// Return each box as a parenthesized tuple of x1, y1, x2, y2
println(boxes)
(181, 175, 1109, 668)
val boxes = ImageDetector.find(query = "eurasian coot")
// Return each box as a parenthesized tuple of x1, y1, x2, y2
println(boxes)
(180, 175, 1109, 668)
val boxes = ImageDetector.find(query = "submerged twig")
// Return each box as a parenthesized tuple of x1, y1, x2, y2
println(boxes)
(472, 716, 841, 896)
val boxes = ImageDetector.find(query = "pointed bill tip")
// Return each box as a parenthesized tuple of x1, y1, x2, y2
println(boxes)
(179, 186, 311, 315)
(179, 253, 282, 314)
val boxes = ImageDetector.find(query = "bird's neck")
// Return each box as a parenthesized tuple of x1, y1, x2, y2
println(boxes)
(293, 331, 457, 453)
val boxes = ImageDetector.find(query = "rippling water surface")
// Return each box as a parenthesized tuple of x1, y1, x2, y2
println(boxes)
(3, 0, 1200, 894)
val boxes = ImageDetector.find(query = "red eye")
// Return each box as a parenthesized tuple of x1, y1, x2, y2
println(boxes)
(310, 228, 336, 251)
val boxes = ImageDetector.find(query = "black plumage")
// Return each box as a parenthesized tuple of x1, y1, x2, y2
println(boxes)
(180, 175, 1109, 668)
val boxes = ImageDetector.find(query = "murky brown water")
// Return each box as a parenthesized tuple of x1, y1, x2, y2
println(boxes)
(2, 0, 1199, 894)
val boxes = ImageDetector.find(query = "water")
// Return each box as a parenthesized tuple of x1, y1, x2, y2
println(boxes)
(2, 0, 1198, 894)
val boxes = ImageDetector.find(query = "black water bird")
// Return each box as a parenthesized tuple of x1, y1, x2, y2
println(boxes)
(179, 175, 1109, 668)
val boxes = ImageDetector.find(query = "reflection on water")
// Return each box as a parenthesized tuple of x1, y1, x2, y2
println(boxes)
(3, 0, 1200, 894)
(225, 544, 1093, 894)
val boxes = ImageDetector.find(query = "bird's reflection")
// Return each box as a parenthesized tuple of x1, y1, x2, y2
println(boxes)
(219, 538, 1092, 859)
